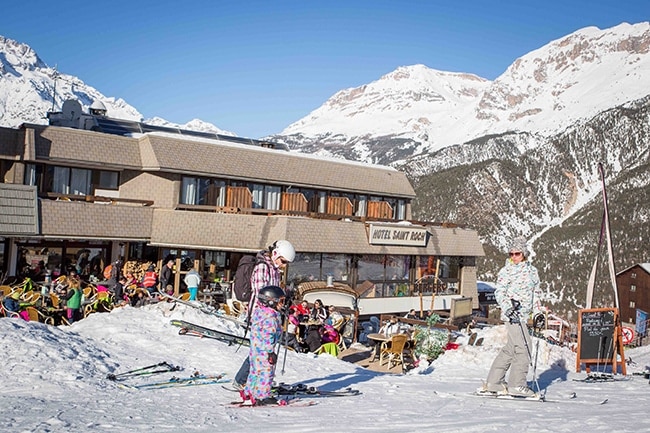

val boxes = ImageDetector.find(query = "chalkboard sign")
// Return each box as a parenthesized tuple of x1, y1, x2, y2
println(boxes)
(576, 308, 625, 374)
(579, 309, 615, 360)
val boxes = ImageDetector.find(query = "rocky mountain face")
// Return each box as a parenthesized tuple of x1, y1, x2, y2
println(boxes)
(404, 96, 650, 320)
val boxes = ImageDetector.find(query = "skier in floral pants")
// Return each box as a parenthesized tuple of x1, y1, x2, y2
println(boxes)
(241, 285, 285, 406)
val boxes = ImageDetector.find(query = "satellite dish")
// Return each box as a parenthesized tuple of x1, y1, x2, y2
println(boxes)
(61, 99, 82, 123)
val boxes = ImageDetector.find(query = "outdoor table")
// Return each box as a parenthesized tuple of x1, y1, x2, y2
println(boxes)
(199, 290, 223, 306)
(367, 333, 390, 360)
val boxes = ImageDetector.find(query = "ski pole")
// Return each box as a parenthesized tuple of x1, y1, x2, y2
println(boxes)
(517, 318, 541, 394)
(280, 309, 290, 375)
(106, 362, 180, 381)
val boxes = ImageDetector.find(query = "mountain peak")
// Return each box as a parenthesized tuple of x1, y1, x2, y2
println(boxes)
(0, 35, 47, 72)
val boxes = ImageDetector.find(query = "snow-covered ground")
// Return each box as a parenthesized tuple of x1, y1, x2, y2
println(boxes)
(2, 303, 649, 432)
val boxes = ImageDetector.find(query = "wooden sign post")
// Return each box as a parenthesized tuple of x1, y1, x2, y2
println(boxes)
(576, 307, 626, 375)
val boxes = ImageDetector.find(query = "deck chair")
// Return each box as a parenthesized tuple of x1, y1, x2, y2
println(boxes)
(335, 317, 350, 351)
(221, 303, 233, 316)
(315, 342, 339, 357)
(82, 286, 95, 299)
(0, 285, 13, 297)
(231, 300, 245, 316)
(25, 306, 54, 325)
(379, 334, 409, 371)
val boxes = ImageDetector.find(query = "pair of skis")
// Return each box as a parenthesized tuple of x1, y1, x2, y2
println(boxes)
(274, 382, 361, 397)
(157, 290, 246, 327)
(225, 383, 361, 408)
(107, 362, 228, 390)
(106, 361, 181, 381)
(170, 319, 250, 346)
(119, 372, 229, 390)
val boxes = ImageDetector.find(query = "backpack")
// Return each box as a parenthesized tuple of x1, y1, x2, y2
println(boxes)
(103, 264, 113, 280)
(232, 255, 259, 302)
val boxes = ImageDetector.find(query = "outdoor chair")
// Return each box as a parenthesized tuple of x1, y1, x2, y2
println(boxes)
(0, 285, 13, 297)
(24, 306, 54, 325)
(335, 317, 350, 351)
(231, 300, 245, 316)
(379, 334, 409, 371)
(315, 342, 339, 357)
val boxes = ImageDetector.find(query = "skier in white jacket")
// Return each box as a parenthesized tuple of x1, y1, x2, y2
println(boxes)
(482, 237, 542, 398)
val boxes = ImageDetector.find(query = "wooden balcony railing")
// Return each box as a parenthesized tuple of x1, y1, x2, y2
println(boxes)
(44, 193, 153, 206)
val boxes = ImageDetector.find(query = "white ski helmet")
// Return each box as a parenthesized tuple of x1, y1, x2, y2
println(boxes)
(271, 240, 295, 263)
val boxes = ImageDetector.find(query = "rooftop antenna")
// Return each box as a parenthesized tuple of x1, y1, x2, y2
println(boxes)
(50, 65, 59, 112)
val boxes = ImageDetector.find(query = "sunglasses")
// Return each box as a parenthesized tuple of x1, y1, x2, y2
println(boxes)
(509, 252, 523, 257)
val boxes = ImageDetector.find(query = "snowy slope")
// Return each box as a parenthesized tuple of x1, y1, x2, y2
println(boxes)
(1, 304, 649, 432)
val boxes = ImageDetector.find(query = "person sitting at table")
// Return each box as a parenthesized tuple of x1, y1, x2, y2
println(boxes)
(379, 316, 401, 337)
(295, 299, 310, 322)
(404, 309, 418, 320)
(310, 299, 328, 324)
(320, 323, 340, 345)
(325, 305, 344, 329)
(305, 321, 324, 352)
(2, 291, 29, 321)
(285, 307, 307, 352)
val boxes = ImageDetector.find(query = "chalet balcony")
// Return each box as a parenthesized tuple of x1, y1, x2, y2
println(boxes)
(39, 197, 153, 240)
(175, 189, 398, 223)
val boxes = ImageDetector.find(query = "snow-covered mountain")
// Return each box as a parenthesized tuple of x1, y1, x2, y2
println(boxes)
(0, 36, 234, 136)
(275, 22, 650, 164)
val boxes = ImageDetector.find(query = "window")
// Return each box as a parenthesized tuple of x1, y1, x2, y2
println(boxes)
(98, 170, 119, 190)
(395, 200, 406, 220)
(358, 254, 410, 296)
(630, 285, 637, 292)
(47, 166, 91, 195)
(355, 195, 367, 217)
(630, 301, 636, 308)
(287, 253, 323, 286)
(264, 185, 281, 210)
(631, 272, 637, 279)
(181, 176, 225, 206)
(35, 165, 117, 195)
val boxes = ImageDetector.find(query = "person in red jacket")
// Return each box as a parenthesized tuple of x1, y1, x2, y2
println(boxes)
(142, 265, 158, 296)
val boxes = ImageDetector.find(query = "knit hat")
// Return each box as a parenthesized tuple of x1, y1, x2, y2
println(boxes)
(508, 236, 529, 257)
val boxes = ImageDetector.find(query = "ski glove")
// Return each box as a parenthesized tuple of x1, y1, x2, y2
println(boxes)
(505, 308, 520, 324)
(268, 352, 278, 365)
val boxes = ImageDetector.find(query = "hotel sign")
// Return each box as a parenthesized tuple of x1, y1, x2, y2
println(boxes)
(367, 224, 428, 247)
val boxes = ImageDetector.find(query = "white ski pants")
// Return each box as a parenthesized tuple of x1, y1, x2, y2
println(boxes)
(486, 322, 532, 389)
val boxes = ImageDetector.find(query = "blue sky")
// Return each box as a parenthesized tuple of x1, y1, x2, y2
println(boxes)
(2, 1, 648, 138)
